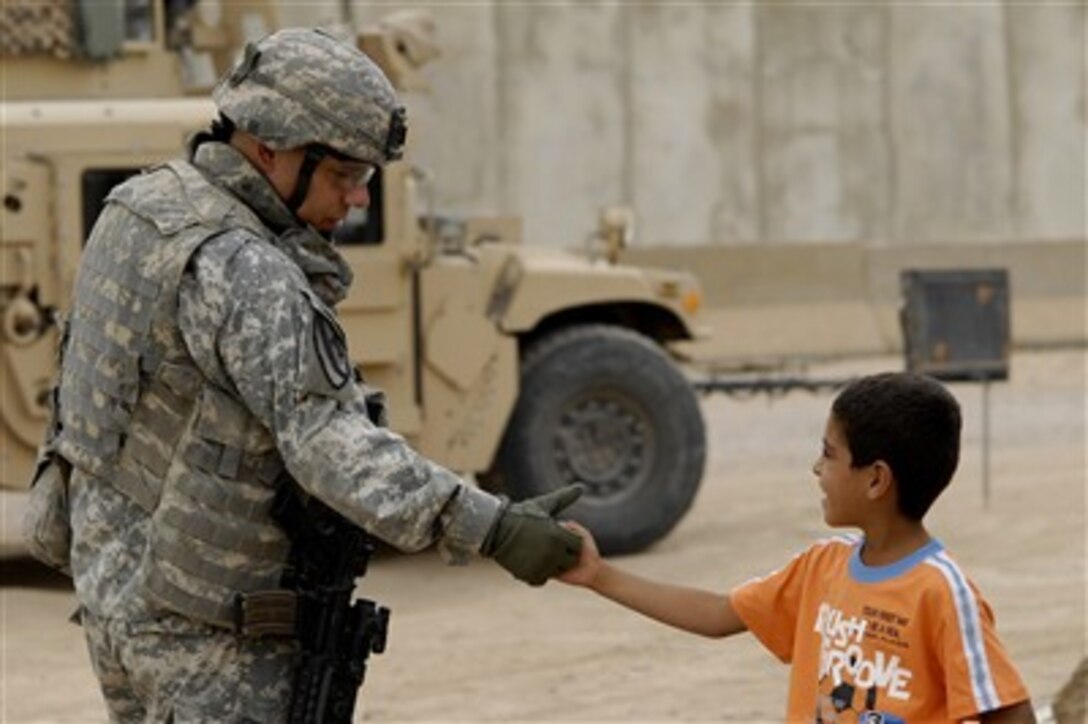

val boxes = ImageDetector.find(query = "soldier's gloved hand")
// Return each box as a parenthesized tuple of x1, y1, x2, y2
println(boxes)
(481, 484, 585, 587)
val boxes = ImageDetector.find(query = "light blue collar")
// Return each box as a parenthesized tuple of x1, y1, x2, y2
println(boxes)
(849, 537, 944, 583)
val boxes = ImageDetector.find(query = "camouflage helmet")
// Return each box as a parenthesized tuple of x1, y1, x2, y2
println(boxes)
(213, 28, 407, 165)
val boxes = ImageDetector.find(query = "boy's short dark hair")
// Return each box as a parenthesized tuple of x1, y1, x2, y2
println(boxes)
(832, 372, 962, 520)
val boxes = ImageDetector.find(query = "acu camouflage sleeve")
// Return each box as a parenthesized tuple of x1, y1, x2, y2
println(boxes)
(178, 234, 501, 562)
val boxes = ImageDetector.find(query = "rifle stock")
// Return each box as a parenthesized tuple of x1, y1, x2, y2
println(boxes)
(274, 483, 389, 724)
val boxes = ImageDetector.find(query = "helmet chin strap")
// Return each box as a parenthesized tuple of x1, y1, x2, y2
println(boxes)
(286, 145, 329, 215)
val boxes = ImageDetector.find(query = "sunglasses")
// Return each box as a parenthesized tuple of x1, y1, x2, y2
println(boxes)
(326, 159, 377, 191)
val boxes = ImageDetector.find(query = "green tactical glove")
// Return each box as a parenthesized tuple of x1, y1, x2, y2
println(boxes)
(481, 484, 585, 587)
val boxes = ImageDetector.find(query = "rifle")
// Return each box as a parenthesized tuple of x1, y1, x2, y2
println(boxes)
(273, 483, 390, 724)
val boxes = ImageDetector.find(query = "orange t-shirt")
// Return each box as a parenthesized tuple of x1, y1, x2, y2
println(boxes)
(731, 535, 1029, 722)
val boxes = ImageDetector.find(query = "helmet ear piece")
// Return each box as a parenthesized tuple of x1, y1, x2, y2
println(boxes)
(285, 146, 328, 213)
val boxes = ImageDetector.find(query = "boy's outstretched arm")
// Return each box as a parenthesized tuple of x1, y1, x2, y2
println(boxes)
(558, 522, 747, 639)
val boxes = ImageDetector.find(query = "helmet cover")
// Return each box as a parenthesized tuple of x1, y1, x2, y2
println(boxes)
(213, 28, 407, 164)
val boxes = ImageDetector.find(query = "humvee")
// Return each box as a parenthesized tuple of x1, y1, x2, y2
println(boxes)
(0, 1, 707, 554)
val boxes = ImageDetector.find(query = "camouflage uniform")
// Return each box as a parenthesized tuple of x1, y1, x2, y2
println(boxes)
(62, 29, 506, 722)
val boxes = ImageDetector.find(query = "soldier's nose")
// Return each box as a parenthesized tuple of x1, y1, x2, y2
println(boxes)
(346, 185, 370, 209)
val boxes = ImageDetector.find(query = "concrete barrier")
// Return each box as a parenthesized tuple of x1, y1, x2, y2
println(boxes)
(623, 239, 1087, 364)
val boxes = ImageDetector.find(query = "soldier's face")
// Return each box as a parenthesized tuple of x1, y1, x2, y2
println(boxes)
(296, 157, 374, 233)
(259, 145, 373, 233)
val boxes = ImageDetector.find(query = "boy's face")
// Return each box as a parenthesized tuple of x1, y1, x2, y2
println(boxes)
(812, 414, 875, 527)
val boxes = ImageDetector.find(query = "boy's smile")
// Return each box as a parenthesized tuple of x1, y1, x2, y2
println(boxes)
(812, 414, 874, 527)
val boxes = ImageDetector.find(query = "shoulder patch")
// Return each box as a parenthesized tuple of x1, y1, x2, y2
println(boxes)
(313, 309, 351, 390)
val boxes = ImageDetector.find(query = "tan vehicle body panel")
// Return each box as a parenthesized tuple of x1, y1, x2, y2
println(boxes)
(496, 248, 702, 334)
(11, 52, 186, 100)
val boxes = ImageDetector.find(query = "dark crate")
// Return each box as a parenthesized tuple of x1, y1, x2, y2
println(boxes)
(900, 269, 1010, 381)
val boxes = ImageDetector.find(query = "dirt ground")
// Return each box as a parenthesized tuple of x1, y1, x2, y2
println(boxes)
(1, 348, 1084, 722)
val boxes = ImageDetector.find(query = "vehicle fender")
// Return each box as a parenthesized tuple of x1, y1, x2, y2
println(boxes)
(485, 247, 705, 341)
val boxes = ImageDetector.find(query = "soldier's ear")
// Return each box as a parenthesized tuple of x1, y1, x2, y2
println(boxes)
(255, 142, 277, 172)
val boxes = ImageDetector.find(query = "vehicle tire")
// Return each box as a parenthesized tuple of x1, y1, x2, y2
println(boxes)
(483, 324, 706, 555)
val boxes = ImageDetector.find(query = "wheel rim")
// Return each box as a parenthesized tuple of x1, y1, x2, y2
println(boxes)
(552, 391, 655, 502)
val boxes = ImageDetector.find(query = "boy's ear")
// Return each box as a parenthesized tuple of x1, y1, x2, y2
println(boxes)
(866, 461, 895, 502)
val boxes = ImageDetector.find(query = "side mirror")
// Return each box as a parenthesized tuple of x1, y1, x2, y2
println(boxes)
(593, 205, 634, 264)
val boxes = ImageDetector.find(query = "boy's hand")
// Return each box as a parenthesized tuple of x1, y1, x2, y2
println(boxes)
(557, 521, 602, 588)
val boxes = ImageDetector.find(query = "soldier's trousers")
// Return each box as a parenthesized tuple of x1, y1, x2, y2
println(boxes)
(80, 610, 298, 723)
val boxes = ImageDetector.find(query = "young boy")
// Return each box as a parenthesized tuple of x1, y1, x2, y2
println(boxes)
(560, 372, 1034, 722)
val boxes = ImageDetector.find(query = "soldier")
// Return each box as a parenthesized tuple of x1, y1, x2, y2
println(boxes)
(33, 27, 582, 722)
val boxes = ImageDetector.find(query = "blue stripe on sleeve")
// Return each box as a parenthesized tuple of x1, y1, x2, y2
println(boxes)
(926, 553, 999, 710)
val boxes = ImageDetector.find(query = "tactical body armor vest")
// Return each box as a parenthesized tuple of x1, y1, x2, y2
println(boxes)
(56, 160, 295, 630)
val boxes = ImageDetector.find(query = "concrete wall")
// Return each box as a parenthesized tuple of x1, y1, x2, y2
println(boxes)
(278, 2, 1086, 359)
(624, 239, 1086, 363)
(291, 1, 1088, 251)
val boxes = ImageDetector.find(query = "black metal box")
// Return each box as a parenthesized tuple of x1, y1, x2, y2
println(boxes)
(900, 269, 1010, 381)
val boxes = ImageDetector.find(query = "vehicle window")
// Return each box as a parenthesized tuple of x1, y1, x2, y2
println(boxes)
(123, 0, 156, 43)
(332, 167, 385, 246)
(81, 168, 141, 242)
